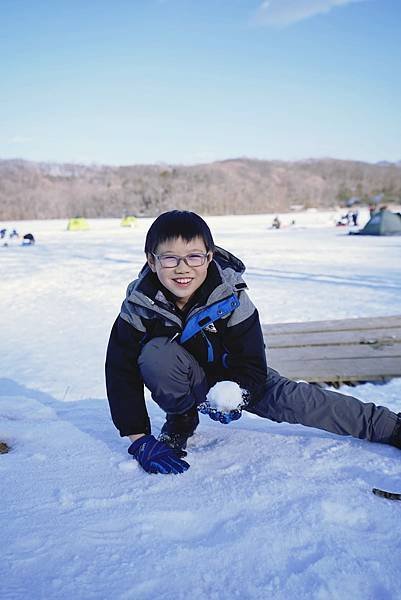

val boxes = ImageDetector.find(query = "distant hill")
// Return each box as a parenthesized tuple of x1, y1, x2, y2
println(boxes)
(1, 157, 401, 220)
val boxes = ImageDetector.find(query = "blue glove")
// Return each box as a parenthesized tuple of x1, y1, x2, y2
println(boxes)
(197, 400, 243, 424)
(128, 435, 190, 474)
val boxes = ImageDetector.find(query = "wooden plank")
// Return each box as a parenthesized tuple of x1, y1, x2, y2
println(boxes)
(269, 356, 401, 383)
(264, 315, 401, 335)
(269, 343, 401, 361)
(262, 327, 401, 348)
(262, 315, 401, 384)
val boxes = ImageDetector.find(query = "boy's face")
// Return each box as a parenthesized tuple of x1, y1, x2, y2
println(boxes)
(147, 236, 212, 309)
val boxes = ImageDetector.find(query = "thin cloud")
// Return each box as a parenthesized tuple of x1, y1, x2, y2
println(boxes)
(9, 136, 33, 144)
(253, 0, 367, 26)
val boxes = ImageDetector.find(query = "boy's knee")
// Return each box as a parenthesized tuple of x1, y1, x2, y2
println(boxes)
(138, 337, 194, 386)
(138, 336, 208, 414)
(140, 337, 180, 375)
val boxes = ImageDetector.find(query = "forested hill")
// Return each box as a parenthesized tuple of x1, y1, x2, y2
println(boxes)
(1, 157, 401, 220)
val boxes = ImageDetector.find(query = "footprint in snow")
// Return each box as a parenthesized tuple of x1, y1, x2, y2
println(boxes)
(187, 433, 226, 453)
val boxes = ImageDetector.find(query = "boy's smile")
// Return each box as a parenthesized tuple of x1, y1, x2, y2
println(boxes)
(148, 236, 212, 310)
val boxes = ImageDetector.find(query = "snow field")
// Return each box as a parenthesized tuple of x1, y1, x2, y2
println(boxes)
(1, 212, 401, 599)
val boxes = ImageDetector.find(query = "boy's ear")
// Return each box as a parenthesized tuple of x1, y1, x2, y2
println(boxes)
(147, 253, 157, 272)
(207, 251, 213, 264)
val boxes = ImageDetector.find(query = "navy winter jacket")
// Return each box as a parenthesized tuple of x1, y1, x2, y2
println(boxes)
(105, 247, 268, 436)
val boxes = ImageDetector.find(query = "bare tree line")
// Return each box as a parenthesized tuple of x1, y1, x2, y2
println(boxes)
(1, 157, 401, 220)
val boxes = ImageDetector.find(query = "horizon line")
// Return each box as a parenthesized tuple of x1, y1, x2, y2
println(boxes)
(1, 155, 400, 169)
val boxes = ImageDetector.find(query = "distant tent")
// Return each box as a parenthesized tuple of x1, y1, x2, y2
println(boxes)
(120, 216, 137, 227)
(67, 217, 89, 231)
(355, 210, 401, 236)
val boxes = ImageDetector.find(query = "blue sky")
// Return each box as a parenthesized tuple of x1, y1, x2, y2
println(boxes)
(1, 0, 400, 165)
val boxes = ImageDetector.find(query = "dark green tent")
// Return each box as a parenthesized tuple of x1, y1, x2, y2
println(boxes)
(356, 210, 401, 236)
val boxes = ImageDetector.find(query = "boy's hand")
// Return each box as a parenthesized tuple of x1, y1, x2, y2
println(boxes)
(197, 400, 243, 424)
(128, 435, 190, 474)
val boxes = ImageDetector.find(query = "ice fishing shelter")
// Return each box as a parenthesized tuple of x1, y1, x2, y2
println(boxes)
(120, 216, 137, 227)
(67, 217, 90, 231)
(356, 210, 401, 236)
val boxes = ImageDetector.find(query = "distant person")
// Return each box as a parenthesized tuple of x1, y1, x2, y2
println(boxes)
(347, 210, 355, 225)
(272, 216, 281, 229)
(105, 210, 401, 475)
(0, 228, 7, 239)
(22, 233, 35, 246)
(9, 229, 19, 238)
(351, 210, 359, 226)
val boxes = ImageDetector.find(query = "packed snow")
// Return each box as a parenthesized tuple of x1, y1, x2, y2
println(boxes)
(1, 210, 401, 600)
(207, 381, 245, 411)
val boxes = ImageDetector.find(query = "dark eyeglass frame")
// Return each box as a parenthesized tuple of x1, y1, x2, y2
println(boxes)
(152, 252, 210, 268)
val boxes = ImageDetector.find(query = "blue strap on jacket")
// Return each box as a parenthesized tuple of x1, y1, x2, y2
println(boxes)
(180, 294, 240, 362)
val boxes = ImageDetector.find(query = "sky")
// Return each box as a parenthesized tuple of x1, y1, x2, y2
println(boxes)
(1, 0, 401, 166)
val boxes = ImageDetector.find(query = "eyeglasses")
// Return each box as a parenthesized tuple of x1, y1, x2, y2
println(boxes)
(153, 252, 209, 268)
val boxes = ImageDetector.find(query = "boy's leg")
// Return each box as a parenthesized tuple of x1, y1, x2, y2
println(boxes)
(138, 337, 209, 414)
(138, 337, 209, 450)
(246, 368, 399, 444)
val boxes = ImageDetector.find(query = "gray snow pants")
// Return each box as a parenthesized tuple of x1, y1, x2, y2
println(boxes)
(138, 337, 398, 444)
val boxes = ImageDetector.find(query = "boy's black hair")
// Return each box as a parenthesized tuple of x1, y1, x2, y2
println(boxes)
(144, 210, 215, 254)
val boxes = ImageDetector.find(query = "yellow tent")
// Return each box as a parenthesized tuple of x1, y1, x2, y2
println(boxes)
(67, 217, 90, 231)
(120, 216, 137, 227)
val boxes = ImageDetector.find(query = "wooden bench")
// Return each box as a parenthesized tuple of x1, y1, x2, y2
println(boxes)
(263, 315, 401, 387)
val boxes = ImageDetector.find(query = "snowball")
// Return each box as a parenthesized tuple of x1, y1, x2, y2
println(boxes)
(206, 381, 244, 412)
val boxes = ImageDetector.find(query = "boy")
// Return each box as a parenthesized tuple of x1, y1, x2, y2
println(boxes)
(106, 210, 401, 475)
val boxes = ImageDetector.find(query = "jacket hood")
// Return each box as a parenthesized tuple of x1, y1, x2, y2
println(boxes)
(212, 246, 245, 274)
(120, 246, 248, 330)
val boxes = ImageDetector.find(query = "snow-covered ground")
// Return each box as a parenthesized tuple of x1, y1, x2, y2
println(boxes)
(1, 210, 401, 599)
